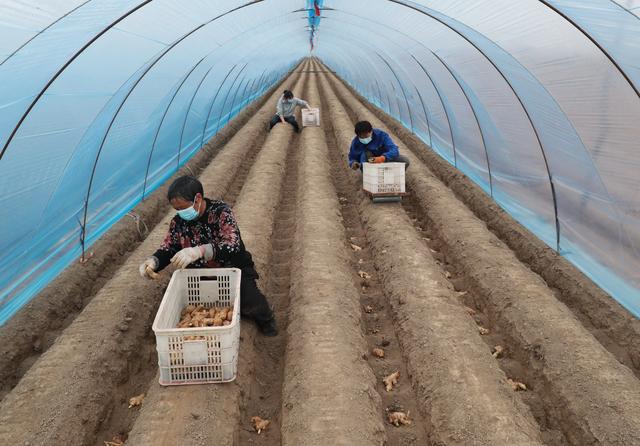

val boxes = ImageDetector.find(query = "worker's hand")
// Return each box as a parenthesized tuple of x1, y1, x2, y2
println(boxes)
(351, 161, 361, 170)
(280, 116, 285, 123)
(370, 156, 385, 164)
(171, 246, 204, 269)
(139, 256, 159, 279)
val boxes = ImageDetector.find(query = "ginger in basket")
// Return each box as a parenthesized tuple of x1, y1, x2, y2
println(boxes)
(177, 305, 233, 328)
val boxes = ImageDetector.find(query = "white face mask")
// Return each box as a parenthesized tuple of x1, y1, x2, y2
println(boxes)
(359, 136, 372, 144)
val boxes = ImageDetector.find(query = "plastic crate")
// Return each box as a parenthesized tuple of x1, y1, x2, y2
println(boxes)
(152, 268, 241, 386)
(363, 162, 406, 195)
(302, 108, 320, 127)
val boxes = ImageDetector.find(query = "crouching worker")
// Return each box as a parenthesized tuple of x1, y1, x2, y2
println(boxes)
(269, 89, 311, 133)
(348, 120, 410, 171)
(139, 175, 278, 336)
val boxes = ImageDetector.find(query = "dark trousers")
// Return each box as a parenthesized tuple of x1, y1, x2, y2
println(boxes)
(239, 267, 273, 323)
(269, 114, 299, 133)
(365, 150, 410, 170)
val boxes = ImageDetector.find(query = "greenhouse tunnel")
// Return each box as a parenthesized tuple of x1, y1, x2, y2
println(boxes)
(0, 0, 639, 326)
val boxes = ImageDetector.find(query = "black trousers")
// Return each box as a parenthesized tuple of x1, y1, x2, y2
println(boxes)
(239, 267, 273, 323)
(269, 114, 299, 132)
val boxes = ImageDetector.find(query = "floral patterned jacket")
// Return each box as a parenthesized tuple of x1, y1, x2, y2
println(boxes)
(153, 198, 255, 272)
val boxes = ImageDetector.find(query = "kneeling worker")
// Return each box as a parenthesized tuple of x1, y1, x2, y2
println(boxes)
(348, 120, 410, 170)
(269, 89, 311, 133)
(139, 175, 278, 336)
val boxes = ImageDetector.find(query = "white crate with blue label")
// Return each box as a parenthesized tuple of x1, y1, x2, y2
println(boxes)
(152, 268, 241, 386)
(363, 162, 406, 202)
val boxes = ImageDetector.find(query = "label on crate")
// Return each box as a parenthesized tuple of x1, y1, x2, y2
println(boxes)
(377, 184, 402, 193)
(302, 108, 320, 127)
(183, 339, 209, 365)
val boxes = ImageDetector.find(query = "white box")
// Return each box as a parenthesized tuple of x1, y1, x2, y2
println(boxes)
(302, 108, 320, 127)
(363, 162, 406, 195)
(152, 268, 241, 386)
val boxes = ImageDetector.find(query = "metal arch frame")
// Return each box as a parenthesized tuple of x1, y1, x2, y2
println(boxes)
(224, 71, 251, 129)
(0, 0, 94, 66)
(538, 0, 640, 100)
(384, 0, 561, 251)
(361, 1, 627, 253)
(389, 74, 406, 127)
(197, 64, 239, 154)
(322, 28, 489, 195)
(410, 55, 459, 169)
(144, 60, 270, 201)
(374, 79, 386, 112)
(234, 75, 255, 116)
(321, 9, 492, 198)
(79, 1, 280, 254)
(211, 64, 248, 145)
(174, 63, 220, 172)
(412, 83, 433, 146)
(0, 0, 154, 160)
(320, 20, 459, 171)
(608, 0, 640, 19)
(324, 39, 388, 114)
(416, 53, 494, 196)
(82, 8, 302, 201)
(246, 68, 268, 106)
(376, 52, 414, 133)
(318, 17, 460, 167)
(315, 35, 391, 116)
(142, 56, 214, 199)
(319, 31, 441, 157)
(384, 74, 401, 120)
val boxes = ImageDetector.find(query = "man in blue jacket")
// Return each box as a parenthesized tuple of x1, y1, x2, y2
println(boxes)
(348, 121, 410, 170)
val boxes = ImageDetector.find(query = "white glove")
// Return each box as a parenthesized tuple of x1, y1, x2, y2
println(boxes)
(171, 246, 211, 269)
(139, 256, 159, 279)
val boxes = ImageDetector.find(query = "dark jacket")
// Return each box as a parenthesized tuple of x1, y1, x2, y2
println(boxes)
(348, 128, 400, 167)
(153, 198, 255, 272)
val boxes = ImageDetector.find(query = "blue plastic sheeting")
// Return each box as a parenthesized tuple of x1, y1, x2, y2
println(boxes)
(0, 0, 306, 325)
(0, 1, 639, 324)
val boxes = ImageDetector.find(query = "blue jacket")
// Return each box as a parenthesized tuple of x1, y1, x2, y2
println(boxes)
(348, 128, 399, 167)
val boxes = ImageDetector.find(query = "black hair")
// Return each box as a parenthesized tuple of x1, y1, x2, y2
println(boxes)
(167, 175, 203, 202)
(354, 120, 373, 136)
(283, 90, 294, 99)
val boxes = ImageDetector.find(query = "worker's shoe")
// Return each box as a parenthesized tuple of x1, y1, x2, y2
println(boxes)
(257, 318, 278, 337)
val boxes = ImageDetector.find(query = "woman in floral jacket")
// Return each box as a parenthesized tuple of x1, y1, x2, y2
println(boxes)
(139, 176, 277, 336)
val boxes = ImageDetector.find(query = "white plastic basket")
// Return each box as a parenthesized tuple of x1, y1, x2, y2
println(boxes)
(152, 268, 241, 386)
(302, 108, 320, 127)
(363, 162, 406, 195)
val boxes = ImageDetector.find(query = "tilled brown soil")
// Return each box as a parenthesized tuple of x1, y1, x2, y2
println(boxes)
(317, 65, 544, 445)
(2, 58, 640, 446)
(278, 69, 386, 446)
(322, 62, 640, 445)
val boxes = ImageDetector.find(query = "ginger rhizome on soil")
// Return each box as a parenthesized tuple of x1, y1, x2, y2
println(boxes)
(251, 416, 270, 434)
(388, 411, 411, 427)
(383, 371, 400, 391)
(128, 394, 145, 408)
